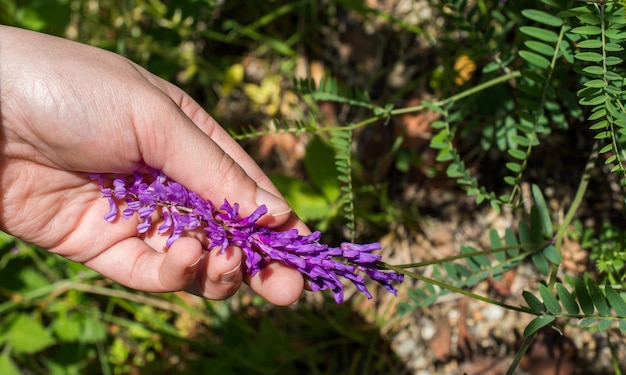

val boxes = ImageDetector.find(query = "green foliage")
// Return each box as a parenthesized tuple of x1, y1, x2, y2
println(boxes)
(271, 135, 341, 226)
(570, 2, 626, 184)
(572, 220, 626, 287)
(523, 275, 626, 334)
(5, 0, 626, 373)
(396, 189, 558, 315)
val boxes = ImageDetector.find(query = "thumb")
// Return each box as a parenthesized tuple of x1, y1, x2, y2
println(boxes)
(134, 92, 293, 228)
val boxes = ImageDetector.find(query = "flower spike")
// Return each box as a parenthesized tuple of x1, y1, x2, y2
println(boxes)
(92, 170, 404, 303)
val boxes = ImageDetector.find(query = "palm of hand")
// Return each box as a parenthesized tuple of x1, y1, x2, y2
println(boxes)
(0, 26, 304, 305)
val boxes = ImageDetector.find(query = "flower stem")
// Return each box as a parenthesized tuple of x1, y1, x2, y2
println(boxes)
(380, 262, 536, 314)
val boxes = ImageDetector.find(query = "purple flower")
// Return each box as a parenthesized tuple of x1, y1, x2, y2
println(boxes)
(91, 169, 404, 303)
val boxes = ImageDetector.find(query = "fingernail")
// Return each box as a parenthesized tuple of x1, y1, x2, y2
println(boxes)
(256, 187, 292, 217)
(220, 263, 242, 284)
(188, 254, 204, 269)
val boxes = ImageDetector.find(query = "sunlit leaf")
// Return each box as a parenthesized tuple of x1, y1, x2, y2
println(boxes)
(0, 354, 21, 375)
(524, 40, 556, 56)
(570, 25, 602, 35)
(582, 66, 604, 75)
(522, 9, 563, 27)
(575, 52, 603, 62)
(519, 50, 551, 69)
(520, 26, 559, 42)
(5, 315, 55, 354)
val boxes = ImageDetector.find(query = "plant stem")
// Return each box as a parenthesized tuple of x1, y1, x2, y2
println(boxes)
(388, 241, 548, 269)
(391, 70, 522, 116)
(549, 141, 600, 288)
(329, 70, 522, 132)
(381, 262, 536, 314)
(506, 333, 536, 375)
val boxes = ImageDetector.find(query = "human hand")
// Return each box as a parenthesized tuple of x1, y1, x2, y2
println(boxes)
(0, 26, 305, 305)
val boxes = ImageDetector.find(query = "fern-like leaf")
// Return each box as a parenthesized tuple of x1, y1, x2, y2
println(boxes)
(571, 2, 626, 186)
(228, 115, 319, 141)
(293, 77, 387, 115)
(329, 127, 355, 241)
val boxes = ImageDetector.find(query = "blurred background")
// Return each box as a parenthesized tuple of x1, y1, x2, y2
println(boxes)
(1, 0, 625, 374)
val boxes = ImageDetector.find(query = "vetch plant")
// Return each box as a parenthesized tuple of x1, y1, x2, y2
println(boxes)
(90, 168, 404, 304)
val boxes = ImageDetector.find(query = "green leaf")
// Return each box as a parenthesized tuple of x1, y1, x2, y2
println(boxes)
(518, 220, 532, 249)
(455, 263, 473, 278)
(576, 39, 603, 48)
(489, 229, 506, 263)
(523, 315, 555, 337)
(593, 131, 612, 139)
(271, 175, 330, 222)
(575, 52, 603, 62)
(587, 278, 611, 316)
(529, 207, 544, 243)
(575, 277, 595, 315)
(0, 354, 21, 375)
(304, 135, 340, 202)
(570, 25, 602, 35)
(604, 42, 624, 52)
(543, 245, 561, 265)
(557, 7, 592, 19)
(605, 285, 626, 316)
(511, 134, 531, 147)
(504, 228, 520, 257)
(462, 245, 488, 271)
(605, 56, 623, 66)
(506, 162, 522, 173)
(503, 176, 517, 186)
(531, 184, 553, 235)
(597, 318, 613, 331)
(507, 148, 527, 161)
(580, 95, 606, 107)
(579, 318, 597, 329)
(523, 290, 546, 312)
(80, 314, 107, 343)
(556, 283, 579, 315)
(522, 9, 563, 26)
(604, 29, 626, 40)
(52, 315, 83, 342)
(532, 252, 551, 276)
(583, 79, 606, 88)
(442, 262, 461, 282)
(519, 50, 551, 69)
(605, 84, 622, 95)
(524, 40, 556, 56)
(421, 100, 446, 115)
(6, 315, 55, 354)
(599, 143, 613, 154)
(582, 65, 605, 75)
(520, 26, 559, 42)
(588, 108, 607, 121)
(539, 284, 562, 314)
(590, 120, 608, 130)
(607, 72, 624, 83)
